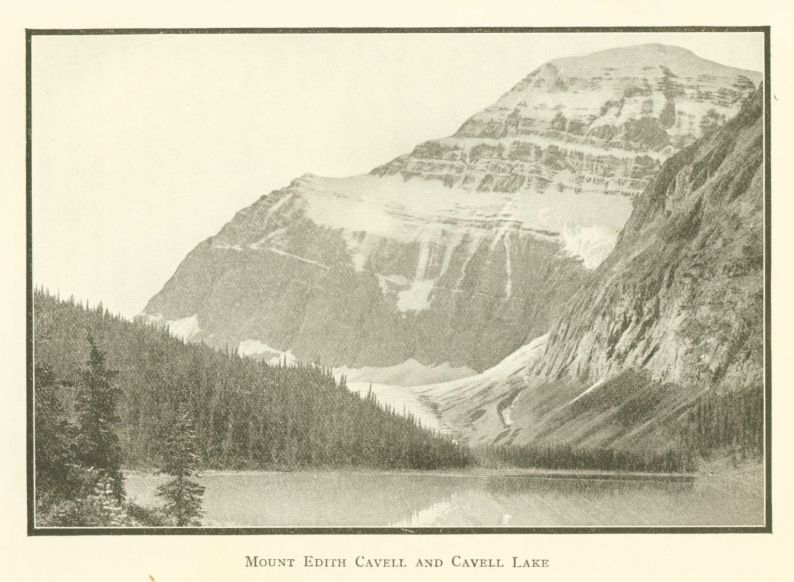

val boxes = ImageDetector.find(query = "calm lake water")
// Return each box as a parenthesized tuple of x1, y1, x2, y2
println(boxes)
(125, 468, 764, 528)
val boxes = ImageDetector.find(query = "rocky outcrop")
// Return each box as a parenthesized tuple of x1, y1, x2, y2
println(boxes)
(142, 44, 760, 374)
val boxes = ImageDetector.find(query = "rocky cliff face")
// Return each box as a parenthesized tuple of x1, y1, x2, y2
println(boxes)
(534, 87, 764, 391)
(418, 88, 764, 451)
(142, 44, 759, 374)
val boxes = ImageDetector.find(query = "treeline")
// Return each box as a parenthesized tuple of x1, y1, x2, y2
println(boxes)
(33, 289, 473, 477)
(471, 383, 765, 474)
(679, 387, 764, 461)
(474, 443, 695, 474)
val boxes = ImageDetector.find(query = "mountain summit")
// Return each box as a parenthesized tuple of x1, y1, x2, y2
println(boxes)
(141, 44, 760, 374)
(375, 43, 759, 196)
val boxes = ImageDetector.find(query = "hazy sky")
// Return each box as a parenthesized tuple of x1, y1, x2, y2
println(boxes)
(32, 31, 764, 317)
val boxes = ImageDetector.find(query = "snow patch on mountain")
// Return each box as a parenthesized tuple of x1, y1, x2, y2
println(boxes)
(346, 382, 449, 433)
(340, 336, 548, 429)
(397, 279, 435, 312)
(295, 173, 633, 271)
(417, 334, 548, 402)
(558, 224, 622, 269)
(336, 358, 476, 387)
(166, 314, 201, 341)
(238, 339, 298, 365)
(343, 231, 378, 272)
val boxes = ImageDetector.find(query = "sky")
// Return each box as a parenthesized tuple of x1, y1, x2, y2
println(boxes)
(31, 31, 764, 317)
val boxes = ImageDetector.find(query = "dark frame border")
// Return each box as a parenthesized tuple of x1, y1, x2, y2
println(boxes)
(26, 25, 772, 536)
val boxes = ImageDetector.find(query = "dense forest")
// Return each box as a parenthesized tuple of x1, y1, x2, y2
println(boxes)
(33, 289, 473, 472)
(474, 444, 695, 474)
(473, 383, 764, 474)
(679, 387, 764, 461)
(471, 384, 764, 475)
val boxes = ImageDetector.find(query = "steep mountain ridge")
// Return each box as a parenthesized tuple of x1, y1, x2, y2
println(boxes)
(416, 87, 764, 451)
(533, 87, 764, 390)
(142, 44, 760, 373)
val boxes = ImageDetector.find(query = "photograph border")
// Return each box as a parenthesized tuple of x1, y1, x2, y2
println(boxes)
(25, 25, 772, 536)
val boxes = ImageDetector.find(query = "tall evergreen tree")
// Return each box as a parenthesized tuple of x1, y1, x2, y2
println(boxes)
(34, 364, 82, 508)
(157, 405, 206, 526)
(75, 336, 125, 501)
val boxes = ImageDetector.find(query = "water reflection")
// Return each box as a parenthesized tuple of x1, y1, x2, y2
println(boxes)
(125, 469, 762, 528)
(484, 473, 694, 497)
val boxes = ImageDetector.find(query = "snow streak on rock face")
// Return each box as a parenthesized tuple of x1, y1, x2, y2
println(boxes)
(142, 44, 760, 374)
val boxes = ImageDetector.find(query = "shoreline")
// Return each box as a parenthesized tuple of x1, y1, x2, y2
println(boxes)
(124, 466, 707, 482)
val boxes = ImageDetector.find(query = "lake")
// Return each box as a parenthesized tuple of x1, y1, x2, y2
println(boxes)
(125, 467, 764, 528)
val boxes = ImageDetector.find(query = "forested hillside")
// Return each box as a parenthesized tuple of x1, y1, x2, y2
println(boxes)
(33, 289, 472, 472)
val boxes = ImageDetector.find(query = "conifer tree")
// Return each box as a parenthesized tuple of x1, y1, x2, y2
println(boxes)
(34, 364, 81, 508)
(75, 336, 125, 501)
(157, 405, 206, 526)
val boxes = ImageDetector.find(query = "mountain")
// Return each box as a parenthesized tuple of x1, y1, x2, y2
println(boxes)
(416, 87, 764, 454)
(141, 44, 760, 375)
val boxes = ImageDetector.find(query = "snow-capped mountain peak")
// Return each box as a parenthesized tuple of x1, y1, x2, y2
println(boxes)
(142, 44, 760, 373)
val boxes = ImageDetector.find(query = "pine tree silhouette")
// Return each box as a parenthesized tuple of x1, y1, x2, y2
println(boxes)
(34, 363, 81, 506)
(157, 404, 206, 526)
(75, 336, 125, 501)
